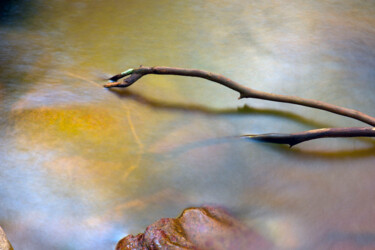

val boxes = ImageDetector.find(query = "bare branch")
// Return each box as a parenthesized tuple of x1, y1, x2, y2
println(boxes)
(104, 66, 375, 145)
(244, 127, 375, 147)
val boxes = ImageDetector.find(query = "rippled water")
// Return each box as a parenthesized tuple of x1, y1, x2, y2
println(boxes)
(1, 0, 375, 249)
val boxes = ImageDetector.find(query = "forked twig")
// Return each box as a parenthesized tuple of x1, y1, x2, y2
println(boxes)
(104, 66, 375, 146)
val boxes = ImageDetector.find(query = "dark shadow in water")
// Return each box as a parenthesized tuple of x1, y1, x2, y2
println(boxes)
(253, 141, 375, 159)
(0, 1, 45, 95)
(108, 88, 334, 128)
(0, 0, 35, 26)
(162, 136, 375, 160)
(107, 88, 375, 159)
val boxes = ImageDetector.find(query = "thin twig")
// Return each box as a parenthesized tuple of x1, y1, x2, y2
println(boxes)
(104, 66, 375, 146)
(244, 127, 375, 147)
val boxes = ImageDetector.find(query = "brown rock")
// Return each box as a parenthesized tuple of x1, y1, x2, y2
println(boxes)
(116, 206, 272, 250)
(0, 226, 13, 250)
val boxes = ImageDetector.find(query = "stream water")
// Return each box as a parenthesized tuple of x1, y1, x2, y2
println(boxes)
(1, 0, 375, 249)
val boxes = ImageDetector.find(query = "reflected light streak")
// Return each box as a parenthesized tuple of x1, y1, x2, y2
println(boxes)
(122, 107, 144, 180)
(256, 215, 305, 249)
(64, 71, 145, 180)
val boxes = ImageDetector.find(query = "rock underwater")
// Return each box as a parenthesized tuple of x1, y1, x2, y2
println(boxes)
(116, 206, 273, 250)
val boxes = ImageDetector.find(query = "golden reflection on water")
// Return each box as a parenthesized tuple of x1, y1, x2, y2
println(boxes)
(1, 0, 375, 249)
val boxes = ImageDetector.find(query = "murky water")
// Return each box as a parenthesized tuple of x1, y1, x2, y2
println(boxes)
(1, 0, 375, 249)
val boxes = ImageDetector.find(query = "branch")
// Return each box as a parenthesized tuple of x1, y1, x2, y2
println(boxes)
(244, 127, 375, 147)
(104, 66, 375, 145)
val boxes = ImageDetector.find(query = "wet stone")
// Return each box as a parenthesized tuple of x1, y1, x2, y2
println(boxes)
(116, 206, 272, 250)
(0, 226, 13, 250)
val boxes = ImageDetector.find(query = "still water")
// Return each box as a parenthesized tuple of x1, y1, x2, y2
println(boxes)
(1, 0, 375, 249)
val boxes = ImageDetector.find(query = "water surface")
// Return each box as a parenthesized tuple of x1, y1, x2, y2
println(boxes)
(1, 0, 375, 249)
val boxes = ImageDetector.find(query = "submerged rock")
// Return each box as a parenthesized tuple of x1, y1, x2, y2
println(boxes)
(0, 226, 13, 250)
(116, 206, 272, 250)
